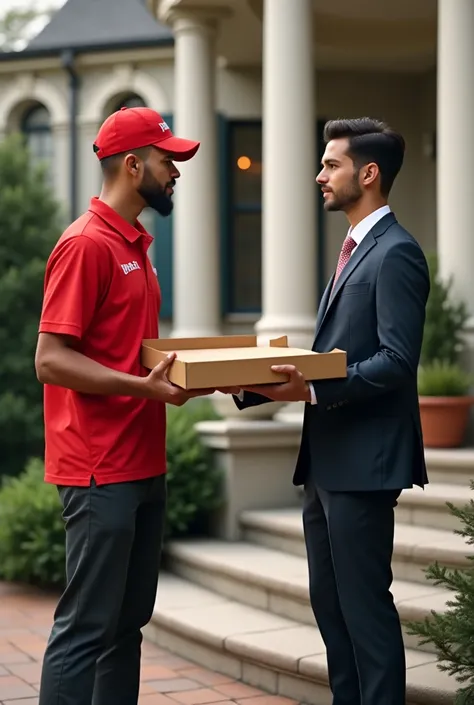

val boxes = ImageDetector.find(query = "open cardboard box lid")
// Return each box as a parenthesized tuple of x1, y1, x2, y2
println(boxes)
(141, 335, 347, 390)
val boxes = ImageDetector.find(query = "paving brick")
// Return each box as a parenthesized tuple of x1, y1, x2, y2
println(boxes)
(140, 681, 158, 695)
(6, 662, 42, 685)
(215, 683, 265, 699)
(148, 679, 202, 693)
(178, 668, 235, 687)
(169, 688, 230, 705)
(140, 664, 179, 681)
(0, 675, 38, 700)
(0, 650, 32, 665)
(139, 695, 180, 705)
(236, 697, 298, 705)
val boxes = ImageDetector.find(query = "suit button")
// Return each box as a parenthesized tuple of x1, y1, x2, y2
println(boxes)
(326, 406, 331, 411)
(338, 401, 344, 406)
(332, 403, 338, 408)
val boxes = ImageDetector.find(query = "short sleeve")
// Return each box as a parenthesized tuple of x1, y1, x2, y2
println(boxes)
(39, 235, 107, 340)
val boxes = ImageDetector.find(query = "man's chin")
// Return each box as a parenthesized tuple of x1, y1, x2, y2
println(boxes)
(151, 198, 174, 218)
(323, 199, 341, 212)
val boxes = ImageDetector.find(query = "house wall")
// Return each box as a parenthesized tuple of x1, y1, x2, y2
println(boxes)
(0, 55, 437, 335)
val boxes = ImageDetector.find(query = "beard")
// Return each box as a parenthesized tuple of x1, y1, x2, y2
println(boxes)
(324, 171, 363, 212)
(138, 167, 175, 217)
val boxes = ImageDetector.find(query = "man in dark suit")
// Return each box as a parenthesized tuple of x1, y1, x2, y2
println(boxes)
(233, 118, 430, 705)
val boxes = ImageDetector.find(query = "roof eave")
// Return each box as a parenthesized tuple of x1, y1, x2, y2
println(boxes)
(0, 36, 174, 62)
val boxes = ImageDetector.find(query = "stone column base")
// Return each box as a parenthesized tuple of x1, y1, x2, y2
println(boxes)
(195, 418, 303, 540)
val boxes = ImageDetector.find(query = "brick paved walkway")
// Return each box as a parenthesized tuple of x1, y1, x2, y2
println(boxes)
(0, 582, 299, 705)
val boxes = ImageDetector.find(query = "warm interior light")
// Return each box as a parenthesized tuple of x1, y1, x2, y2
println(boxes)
(237, 156, 251, 170)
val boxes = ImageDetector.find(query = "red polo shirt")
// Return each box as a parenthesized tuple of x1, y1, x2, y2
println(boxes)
(39, 197, 166, 486)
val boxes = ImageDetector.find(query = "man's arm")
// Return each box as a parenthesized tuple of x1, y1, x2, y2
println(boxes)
(312, 240, 430, 409)
(36, 333, 165, 399)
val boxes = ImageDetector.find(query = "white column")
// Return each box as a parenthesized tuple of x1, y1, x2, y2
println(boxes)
(255, 0, 317, 350)
(166, 10, 221, 338)
(437, 0, 474, 316)
(77, 119, 102, 214)
(51, 122, 71, 214)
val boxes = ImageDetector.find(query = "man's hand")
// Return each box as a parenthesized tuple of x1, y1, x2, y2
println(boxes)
(241, 365, 311, 403)
(144, 353, 215, 405)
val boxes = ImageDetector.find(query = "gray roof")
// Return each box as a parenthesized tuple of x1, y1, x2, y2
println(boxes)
(20, 0, 173, 55)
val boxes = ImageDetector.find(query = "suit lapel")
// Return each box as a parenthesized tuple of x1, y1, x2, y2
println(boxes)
(315, 212, 396, 339)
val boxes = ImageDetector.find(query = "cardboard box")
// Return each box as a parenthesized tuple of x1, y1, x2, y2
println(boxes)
(141, 335, 346, 390)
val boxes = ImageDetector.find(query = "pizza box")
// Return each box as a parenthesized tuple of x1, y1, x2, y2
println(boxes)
(141, 335, 346, 390)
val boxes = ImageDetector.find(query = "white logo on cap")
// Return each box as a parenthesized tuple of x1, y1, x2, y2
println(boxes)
(158, 121, 169, 132)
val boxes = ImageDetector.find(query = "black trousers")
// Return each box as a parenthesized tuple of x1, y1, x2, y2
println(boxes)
(303, 484, 405, 705)
(39, 474, 167, 705)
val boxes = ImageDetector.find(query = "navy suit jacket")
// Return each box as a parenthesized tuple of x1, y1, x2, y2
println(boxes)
(236, 213, 430, 492)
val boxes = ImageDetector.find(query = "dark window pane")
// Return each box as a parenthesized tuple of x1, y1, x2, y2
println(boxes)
(230, 124, 262, 205)
(21, 104, 53, 185)
(22, 105, 50, 130)
(231, 211, 261, 312)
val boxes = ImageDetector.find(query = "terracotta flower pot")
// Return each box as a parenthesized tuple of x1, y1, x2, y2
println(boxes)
(419, 395, 474, 448)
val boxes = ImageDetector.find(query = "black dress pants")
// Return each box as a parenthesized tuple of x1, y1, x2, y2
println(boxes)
(302, 483, 405, 705)
(39, 474, 167, 705)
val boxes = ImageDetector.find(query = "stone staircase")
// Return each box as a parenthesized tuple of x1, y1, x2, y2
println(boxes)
(145, 448, 474, 705)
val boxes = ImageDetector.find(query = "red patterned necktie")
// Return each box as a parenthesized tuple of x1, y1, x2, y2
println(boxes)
(332, 235, 357, 289)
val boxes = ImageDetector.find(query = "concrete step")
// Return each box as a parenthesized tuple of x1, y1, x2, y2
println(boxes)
(146, 572, 457, 705)
(396, 483, 471, 531)
(425, 448, 474, 486)
(239, 508, 473, 584)
(165, 539, 451, 654)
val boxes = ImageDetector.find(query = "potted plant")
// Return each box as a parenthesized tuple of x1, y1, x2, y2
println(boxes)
(418, 254, 474, 448)
(418, 361, 473, 447)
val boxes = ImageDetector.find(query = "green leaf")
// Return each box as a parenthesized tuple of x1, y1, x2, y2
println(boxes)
(407, 480, 474, 703)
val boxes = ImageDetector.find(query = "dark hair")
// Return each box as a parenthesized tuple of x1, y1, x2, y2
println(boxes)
(92, 144, 152, 177)
(323, 117, 405, 196)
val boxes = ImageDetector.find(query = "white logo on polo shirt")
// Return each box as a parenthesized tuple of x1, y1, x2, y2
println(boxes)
(121, 260, 141, 275)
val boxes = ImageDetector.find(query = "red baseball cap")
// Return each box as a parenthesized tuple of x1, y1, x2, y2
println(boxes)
(93, 106, 200, 162)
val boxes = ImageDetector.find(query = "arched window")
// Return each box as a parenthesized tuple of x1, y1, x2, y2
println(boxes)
(112, 93, 147, 112)
(21, 103, 53, 182)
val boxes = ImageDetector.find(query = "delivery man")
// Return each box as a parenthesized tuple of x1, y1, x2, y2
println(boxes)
(35, 106, 213, 705)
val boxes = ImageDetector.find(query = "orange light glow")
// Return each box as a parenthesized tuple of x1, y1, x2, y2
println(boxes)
(237, 156, 251, 170)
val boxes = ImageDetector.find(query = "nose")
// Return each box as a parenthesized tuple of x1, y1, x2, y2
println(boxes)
(316, 169, 327, 185)
(172, 163, 181, 179)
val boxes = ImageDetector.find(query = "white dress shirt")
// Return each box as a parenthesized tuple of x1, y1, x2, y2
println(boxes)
(236, 205, 392, 405)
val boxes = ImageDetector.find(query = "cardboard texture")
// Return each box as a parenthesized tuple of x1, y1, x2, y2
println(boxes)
(141, 335, 347, 390)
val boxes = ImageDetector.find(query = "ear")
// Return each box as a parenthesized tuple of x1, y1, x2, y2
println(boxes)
(361, 162, 379, 188)
(124, 153, 141, 176)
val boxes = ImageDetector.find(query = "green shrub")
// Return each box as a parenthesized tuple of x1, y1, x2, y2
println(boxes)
(407, 485, 474, 704)
(0, 457, 65, 588)
(418, 361, 473, 397)
(165, 398, 222, 538)
(421, 253, 469, 368)
(0, 399, 222, 587)
(0, 133, 63, 478)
